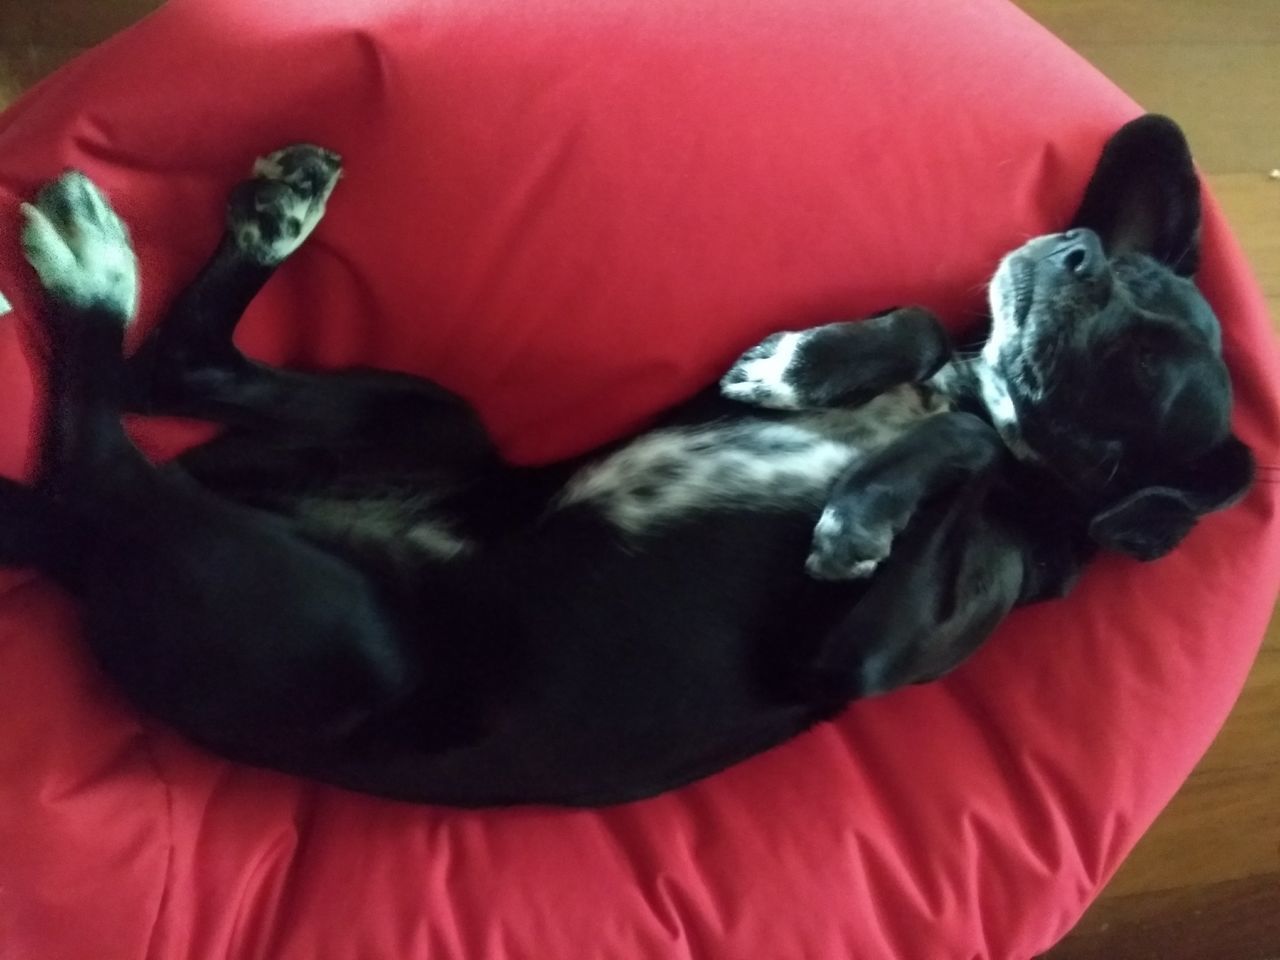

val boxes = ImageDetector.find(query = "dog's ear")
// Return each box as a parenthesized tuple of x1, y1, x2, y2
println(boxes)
(1070, 114, 1202, 276)
(1088, 435, 1254, 561)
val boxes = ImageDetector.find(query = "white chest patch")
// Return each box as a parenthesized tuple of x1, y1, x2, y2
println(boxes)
(558, 385, 948, 535)
(973, 361, 1036, 461)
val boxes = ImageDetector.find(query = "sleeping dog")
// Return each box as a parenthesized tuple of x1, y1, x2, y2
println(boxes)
(1, 115, 1252, 806)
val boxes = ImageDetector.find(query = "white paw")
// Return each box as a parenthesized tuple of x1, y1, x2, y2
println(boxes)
(720, 330, 810, 410)
(230, 144, 343, 265)
(21, 171, 138, 320)
(805, 506, 891, 581)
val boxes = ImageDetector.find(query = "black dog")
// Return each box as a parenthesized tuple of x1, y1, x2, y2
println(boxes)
(0, 115, 1252, 806)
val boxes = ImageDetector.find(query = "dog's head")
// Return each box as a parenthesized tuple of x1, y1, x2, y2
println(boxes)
(983, 115, 1254, 561)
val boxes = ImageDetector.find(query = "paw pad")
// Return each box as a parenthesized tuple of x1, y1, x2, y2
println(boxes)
(230, 144, 343, 265)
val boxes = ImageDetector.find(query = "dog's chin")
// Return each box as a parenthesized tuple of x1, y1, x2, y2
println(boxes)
(977, 253, 1047, 462)
(984, 254, 1037, 366)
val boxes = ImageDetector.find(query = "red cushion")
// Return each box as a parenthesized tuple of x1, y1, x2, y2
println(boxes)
(1, 0, 1278, 956)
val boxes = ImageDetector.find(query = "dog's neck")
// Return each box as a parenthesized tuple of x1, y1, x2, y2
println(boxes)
(929, 357, 1037, 462)
(929, 355, 1094, 602)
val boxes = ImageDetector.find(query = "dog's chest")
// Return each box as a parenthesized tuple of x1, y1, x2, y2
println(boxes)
(558, 385, 950, 535)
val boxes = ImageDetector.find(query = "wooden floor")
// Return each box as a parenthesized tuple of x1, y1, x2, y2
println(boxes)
(0, 1, 1276, 957)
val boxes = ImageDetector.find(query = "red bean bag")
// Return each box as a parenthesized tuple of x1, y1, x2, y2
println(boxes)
(1, 0, 1277, 956)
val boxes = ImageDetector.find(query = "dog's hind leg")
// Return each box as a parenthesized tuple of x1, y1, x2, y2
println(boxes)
(21, 173, 420, 755)
(126, 146, 498, 475)
(0, 172, 140, 581)
(125, 144, 343, 414)
(0, 475, 80, 586)
(22, 171, 149, 496)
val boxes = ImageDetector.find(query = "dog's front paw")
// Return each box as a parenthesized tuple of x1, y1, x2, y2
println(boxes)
(229, 144, 343, 265)
(805, 506, 892, 581)
(720, 330, 815, 410)
(21, 171, 138, 321)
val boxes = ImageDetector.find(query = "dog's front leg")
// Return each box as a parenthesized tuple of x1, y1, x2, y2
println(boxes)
(798, 475, 1025, 703)
(720, 306, 952, 410)
(805, 412, 1006, 580)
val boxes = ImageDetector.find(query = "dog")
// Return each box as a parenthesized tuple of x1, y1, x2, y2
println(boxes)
(0, 114, 1252, 806)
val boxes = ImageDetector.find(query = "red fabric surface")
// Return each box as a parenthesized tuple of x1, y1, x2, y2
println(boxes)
(0, 0, 1277, 957)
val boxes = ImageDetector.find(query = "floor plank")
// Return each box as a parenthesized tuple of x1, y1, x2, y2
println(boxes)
(1106, 761, 1280, 897)
(1209, 174, 1280, 296)
(1015, 0, 1280, 45)
(1046, 872, 1280, 960)
(1187, 647, 1279, 775)
(0, 45, 85, 105)
(1061, 44, 1280, 175)
(0, 0, 160, 47)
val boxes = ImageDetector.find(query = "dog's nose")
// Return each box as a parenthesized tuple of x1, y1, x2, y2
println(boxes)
(1051, 229, 1105, 279)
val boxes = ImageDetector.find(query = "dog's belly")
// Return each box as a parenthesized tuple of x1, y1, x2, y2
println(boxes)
(557, 385, 949, 535)
(289, 492, 474, 561)
(274, 384, 948, 559)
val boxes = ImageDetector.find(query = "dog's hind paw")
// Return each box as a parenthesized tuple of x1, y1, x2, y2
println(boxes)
(229, 144, 343, 265)
(805, 506, 891, 581)
(21, 171, 139, 321)
(720, 330, 813, 410)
